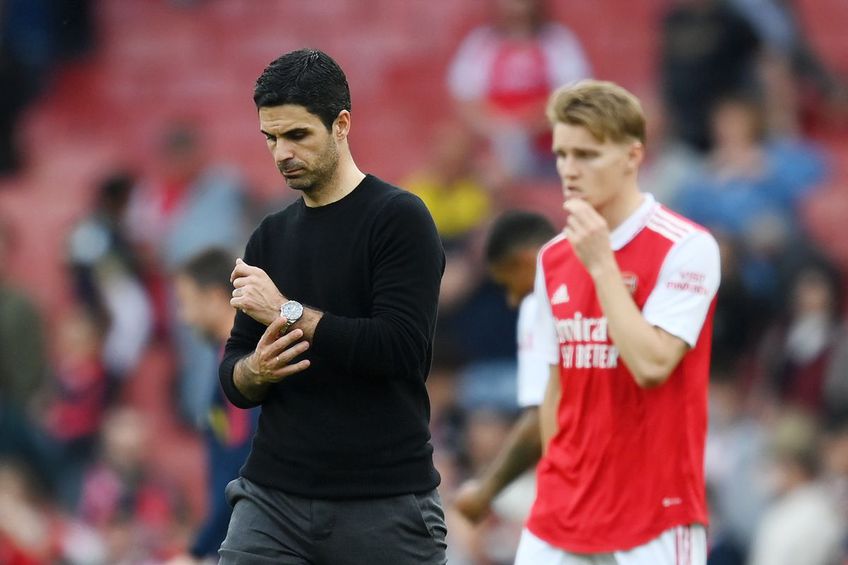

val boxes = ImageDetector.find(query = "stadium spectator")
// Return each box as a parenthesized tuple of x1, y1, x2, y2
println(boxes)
(41, 306, 108, 510)
(755, 261, 843, 414)
(0, 458, 106, 564)
(404, 122, 494, 249)
(218, 49, 447, 563)
(659, 0, 761, 152)
(748, 411, 845, 565)
(704, 373, 769, 564)
(127, 122, 251, 428)
(0, 217, 51, 486)
(672, 93, 826, 307)
(516, 80, 719, 564)
(67, 171, 152, 396)
(78, 407, 186, 564)
(166, 248, 257, 564)
(0, 0, 96, 174)
(447, 0, 591, 180)
(727, 0, 848, 135)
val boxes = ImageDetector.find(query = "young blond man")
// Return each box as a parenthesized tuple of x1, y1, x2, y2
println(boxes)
(515, 80, 720, 565)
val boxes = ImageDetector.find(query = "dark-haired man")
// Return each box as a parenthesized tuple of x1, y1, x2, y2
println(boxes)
(453, 210, 556, 524)
(170, 248, 257, 564)
(218, 49, 447, 564)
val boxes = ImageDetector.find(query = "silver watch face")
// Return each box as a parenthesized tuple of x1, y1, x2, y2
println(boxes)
(281, 300, 304, 322)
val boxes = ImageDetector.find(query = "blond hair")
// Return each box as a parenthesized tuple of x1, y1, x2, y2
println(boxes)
(546, 80, 646, 145)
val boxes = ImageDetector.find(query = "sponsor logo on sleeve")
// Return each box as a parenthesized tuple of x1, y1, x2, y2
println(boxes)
(666, 271, 708, 295)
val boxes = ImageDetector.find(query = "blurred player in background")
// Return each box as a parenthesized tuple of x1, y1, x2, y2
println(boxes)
(218, 49, 446, 564)
(453, 210, 555, 523)
(515, 80, 720, 565)
(170, 248, 257, 564)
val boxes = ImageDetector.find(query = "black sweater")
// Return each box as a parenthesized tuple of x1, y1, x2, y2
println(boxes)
(219, 175, 445, 498)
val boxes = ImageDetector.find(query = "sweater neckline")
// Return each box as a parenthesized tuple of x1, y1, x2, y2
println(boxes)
(300, 174, 373, 215)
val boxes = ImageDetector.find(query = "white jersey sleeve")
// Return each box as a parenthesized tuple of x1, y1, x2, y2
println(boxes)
(533, 252, 560, 365)
(516, 294, 551, 408)
(541, 23, 593, 87)
(446, 27, 494, 101)
(642, 230, 721, 347)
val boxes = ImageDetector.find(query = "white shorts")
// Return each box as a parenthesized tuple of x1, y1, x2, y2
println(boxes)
(514, 524, 707, 565)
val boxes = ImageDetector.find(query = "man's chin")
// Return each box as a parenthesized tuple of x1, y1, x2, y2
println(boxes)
(285, 178, 312, 191)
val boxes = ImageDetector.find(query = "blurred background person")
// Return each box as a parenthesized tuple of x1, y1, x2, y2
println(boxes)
(127, 122, 252, 428)
(0, 0, 95, 175)
(77, 407, 187, 564)
(0, 216, 50, 486)
(748, 411, 845, 565)
(67, 170, 153, 399)
(659, 0, 762, 153)
(168, 247, 258, 564)
(451, 211, 556, 565)
(754, 261, 843, 417)
(453, 211, 555, 524)
(447, 0, 592, 181)
(672, 92, 826, 310)
(40, 306, 108, 510)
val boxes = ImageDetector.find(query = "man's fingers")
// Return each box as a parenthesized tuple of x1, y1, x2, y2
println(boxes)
(231, 258, 264, 282)
(232, 276, 251, 288)
(266, 331, 309, 359)
(259, 316, 288, 345)
(270, 359, 311, 379)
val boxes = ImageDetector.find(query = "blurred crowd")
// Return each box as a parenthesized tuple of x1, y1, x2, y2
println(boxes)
(1, 0, 848, 563)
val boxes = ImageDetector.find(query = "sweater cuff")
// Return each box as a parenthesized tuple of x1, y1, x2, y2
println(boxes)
(219, 355, 262, 409)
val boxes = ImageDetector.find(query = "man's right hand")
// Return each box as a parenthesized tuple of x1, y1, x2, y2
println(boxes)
(235, 316, 311, 399)
(453, 479, 493, 525)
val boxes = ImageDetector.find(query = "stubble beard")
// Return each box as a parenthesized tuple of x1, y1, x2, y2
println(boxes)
(283, 137, 339, 196)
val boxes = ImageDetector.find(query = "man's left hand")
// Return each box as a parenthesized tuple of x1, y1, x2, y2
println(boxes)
(564, 199, 617, 278)
(230, 258, 285, 326)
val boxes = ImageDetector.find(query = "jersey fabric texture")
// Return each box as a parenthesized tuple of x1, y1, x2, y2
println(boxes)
(527, 194, 720, 553)
(219, 175, 445, 499)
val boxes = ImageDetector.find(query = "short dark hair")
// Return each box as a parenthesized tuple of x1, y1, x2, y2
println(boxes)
(253, 49, 351, 131)
(178, 248, 235, 292)
(485, 211, 557, 265)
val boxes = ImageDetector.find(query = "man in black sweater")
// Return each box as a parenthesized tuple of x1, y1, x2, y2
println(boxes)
(217, 49, 447, 564)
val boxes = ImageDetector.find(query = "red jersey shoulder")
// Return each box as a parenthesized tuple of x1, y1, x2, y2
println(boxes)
(538, 233, 570, 267)
(645, 205, 709, 244)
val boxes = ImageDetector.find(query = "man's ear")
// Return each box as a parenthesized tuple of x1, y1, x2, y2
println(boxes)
(334, 110, 351, 140)
(626, 141, 645, 173)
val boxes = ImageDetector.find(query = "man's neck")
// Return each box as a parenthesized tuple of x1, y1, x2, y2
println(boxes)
(303, 154, 365, 208)
(597, 184, 644, 232)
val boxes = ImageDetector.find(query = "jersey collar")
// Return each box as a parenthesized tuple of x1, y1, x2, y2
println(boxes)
(609, 193, 657, 251)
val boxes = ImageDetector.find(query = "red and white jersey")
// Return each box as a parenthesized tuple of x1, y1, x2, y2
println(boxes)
(447, 23, 591, 115)
(517, 293, 550, 408)
(527, 194, 720, 553)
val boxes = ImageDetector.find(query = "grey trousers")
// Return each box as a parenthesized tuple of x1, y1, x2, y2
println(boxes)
(218, 477, 447, 565)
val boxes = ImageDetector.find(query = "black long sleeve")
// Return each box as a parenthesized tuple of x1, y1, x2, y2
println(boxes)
(219, 175, 445, 498)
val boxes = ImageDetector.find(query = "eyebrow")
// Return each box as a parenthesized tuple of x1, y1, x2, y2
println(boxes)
(260, 127, 311, 138)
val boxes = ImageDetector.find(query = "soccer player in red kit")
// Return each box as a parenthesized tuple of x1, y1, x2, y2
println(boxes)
(514, 80, 720, 565)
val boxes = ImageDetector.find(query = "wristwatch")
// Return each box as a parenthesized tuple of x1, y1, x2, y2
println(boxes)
(280, 300, 304, 333)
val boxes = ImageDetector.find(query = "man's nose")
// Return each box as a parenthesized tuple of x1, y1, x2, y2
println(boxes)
(273, 141, 295, 163)
(559, 155, 579, 178)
